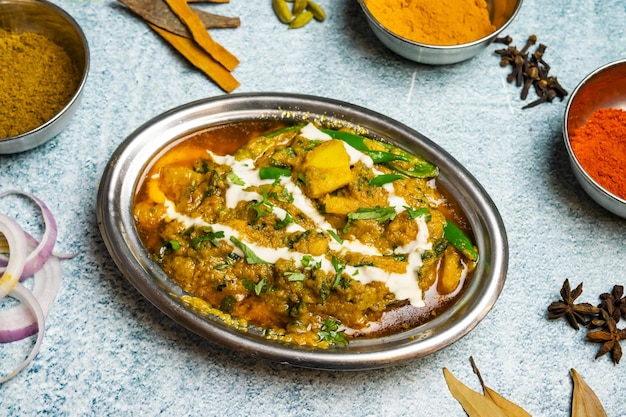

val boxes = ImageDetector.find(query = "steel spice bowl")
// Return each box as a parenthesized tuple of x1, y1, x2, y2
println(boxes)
(0, 0, 89, 154)
(97, 93, 508, 370)
(563, 59, 626, 218)
(357, 0, 523, 65)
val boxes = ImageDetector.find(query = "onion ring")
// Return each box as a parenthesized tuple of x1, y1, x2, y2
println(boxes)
(0, 192, 67, 384)
(0, 191, 58, 279)
(0, 282, 45, 384)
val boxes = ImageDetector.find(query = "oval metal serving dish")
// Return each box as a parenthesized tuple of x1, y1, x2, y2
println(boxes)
(97, 93, 508, 370)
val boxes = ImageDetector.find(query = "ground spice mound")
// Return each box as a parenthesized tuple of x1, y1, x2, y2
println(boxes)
(364, 0, 495, 46)
(570, 107, 626, 200)
(0, 29, 81, 138)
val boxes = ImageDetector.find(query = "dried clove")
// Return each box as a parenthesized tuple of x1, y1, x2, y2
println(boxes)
(494, 34, 568, 109)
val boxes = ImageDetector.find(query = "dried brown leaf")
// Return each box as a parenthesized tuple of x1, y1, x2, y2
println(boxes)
(570, 369, 608, 417)
(469, 358, 533, 417)
(483, 386, 533, 417)
(443, 368, 508, 417)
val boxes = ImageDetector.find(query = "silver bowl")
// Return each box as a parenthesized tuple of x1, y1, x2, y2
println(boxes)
(563, 59, 626, 218)
(357, 0, 522, 65)
(97, 93, 508, 370)
(0, 0, 89, 154)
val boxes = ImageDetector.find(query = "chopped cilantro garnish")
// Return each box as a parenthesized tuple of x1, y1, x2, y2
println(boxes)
(229, 236, 271, 265)
(243, 277, 267, 295)
(343, 206, 397, 232)
(326, 229, 343, 244)
(331, 256, 346, 288)
(169, 240, 181, 250)
(227, 171, 245, 186)
(284, 271, 306, 282)
(317, 318, 348, 346)
(301, 255, 321, 269)
(275, 211, 294, 230)
(404, 206, 432, 221)
(190, 230, 225, 248)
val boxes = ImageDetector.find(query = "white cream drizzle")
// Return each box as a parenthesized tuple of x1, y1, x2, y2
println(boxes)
(160, 124, 435, 307)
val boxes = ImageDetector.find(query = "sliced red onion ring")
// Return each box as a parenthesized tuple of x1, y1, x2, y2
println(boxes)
(0, 282, 45, 384)
(0, 244, 61, 342)
(0, 213, 27, 299)
(0, 191, 57, 279)
(0, 192, 67, 383)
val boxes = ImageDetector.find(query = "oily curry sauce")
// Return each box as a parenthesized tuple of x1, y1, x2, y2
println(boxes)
(133, 120, 477, 347)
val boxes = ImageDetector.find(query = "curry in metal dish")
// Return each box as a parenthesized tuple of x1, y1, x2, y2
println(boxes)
(133, 120, 478, 347)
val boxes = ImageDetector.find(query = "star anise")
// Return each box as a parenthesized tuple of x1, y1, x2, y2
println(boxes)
(598, 284, 626, 322)
(587, 309, 626, 364)
(547, 279, 600, 330)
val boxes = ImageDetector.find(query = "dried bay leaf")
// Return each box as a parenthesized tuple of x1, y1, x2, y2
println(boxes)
(570, 369, 608, 417)
(118, 0, 240, 38)
(443, 368, 508, 417)
(470, 357, 533, 417)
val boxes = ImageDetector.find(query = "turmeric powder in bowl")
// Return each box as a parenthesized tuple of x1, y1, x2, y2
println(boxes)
(363, 0, 496, 46)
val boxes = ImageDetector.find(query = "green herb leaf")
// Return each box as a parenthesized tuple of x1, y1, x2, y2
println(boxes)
(326, 229, 344, 244)
(275, 211, 294, 230)
(190, 230, 225, 248)
(404, 206, 432, 221)
(229, 236, 271, 264)
(243, 277, 267, 296)
(318, 317, 348, 346)
(227, 171, 245, 186)
(285, 271, 306, 282)
(301, 255, 321, 269)
(331, 256, 346, 288)
(169, 240, 181, 250)
(343, 206, 397, 232)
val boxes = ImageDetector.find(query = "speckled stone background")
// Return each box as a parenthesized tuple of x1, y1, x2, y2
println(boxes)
(2, 0, 626, 415)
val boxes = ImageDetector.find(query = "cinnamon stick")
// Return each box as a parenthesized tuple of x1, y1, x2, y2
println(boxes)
(163, 0, 239, 71)
(149, 23, 239, 92)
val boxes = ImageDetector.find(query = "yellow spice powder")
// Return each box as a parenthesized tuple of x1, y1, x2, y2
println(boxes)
(364, 0, 496, 46)
(0, 29, 80, 138)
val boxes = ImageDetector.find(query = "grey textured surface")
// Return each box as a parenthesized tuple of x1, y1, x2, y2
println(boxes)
(1, 0, 626, 415)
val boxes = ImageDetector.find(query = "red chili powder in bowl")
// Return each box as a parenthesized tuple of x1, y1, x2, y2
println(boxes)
(569, 107, 626, 200)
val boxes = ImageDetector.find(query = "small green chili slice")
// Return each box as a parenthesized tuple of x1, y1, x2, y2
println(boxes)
(443, 220, 478, 261)
(369, 173, 404, 186)
(259, 166, 292, 180)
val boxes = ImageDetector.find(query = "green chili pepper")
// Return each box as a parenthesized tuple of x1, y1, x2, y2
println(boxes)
(369, 173, 404, 186)
(321, 129, 438, 178)
(443, 221, 478, 262)
(259, 166, 292, 180)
